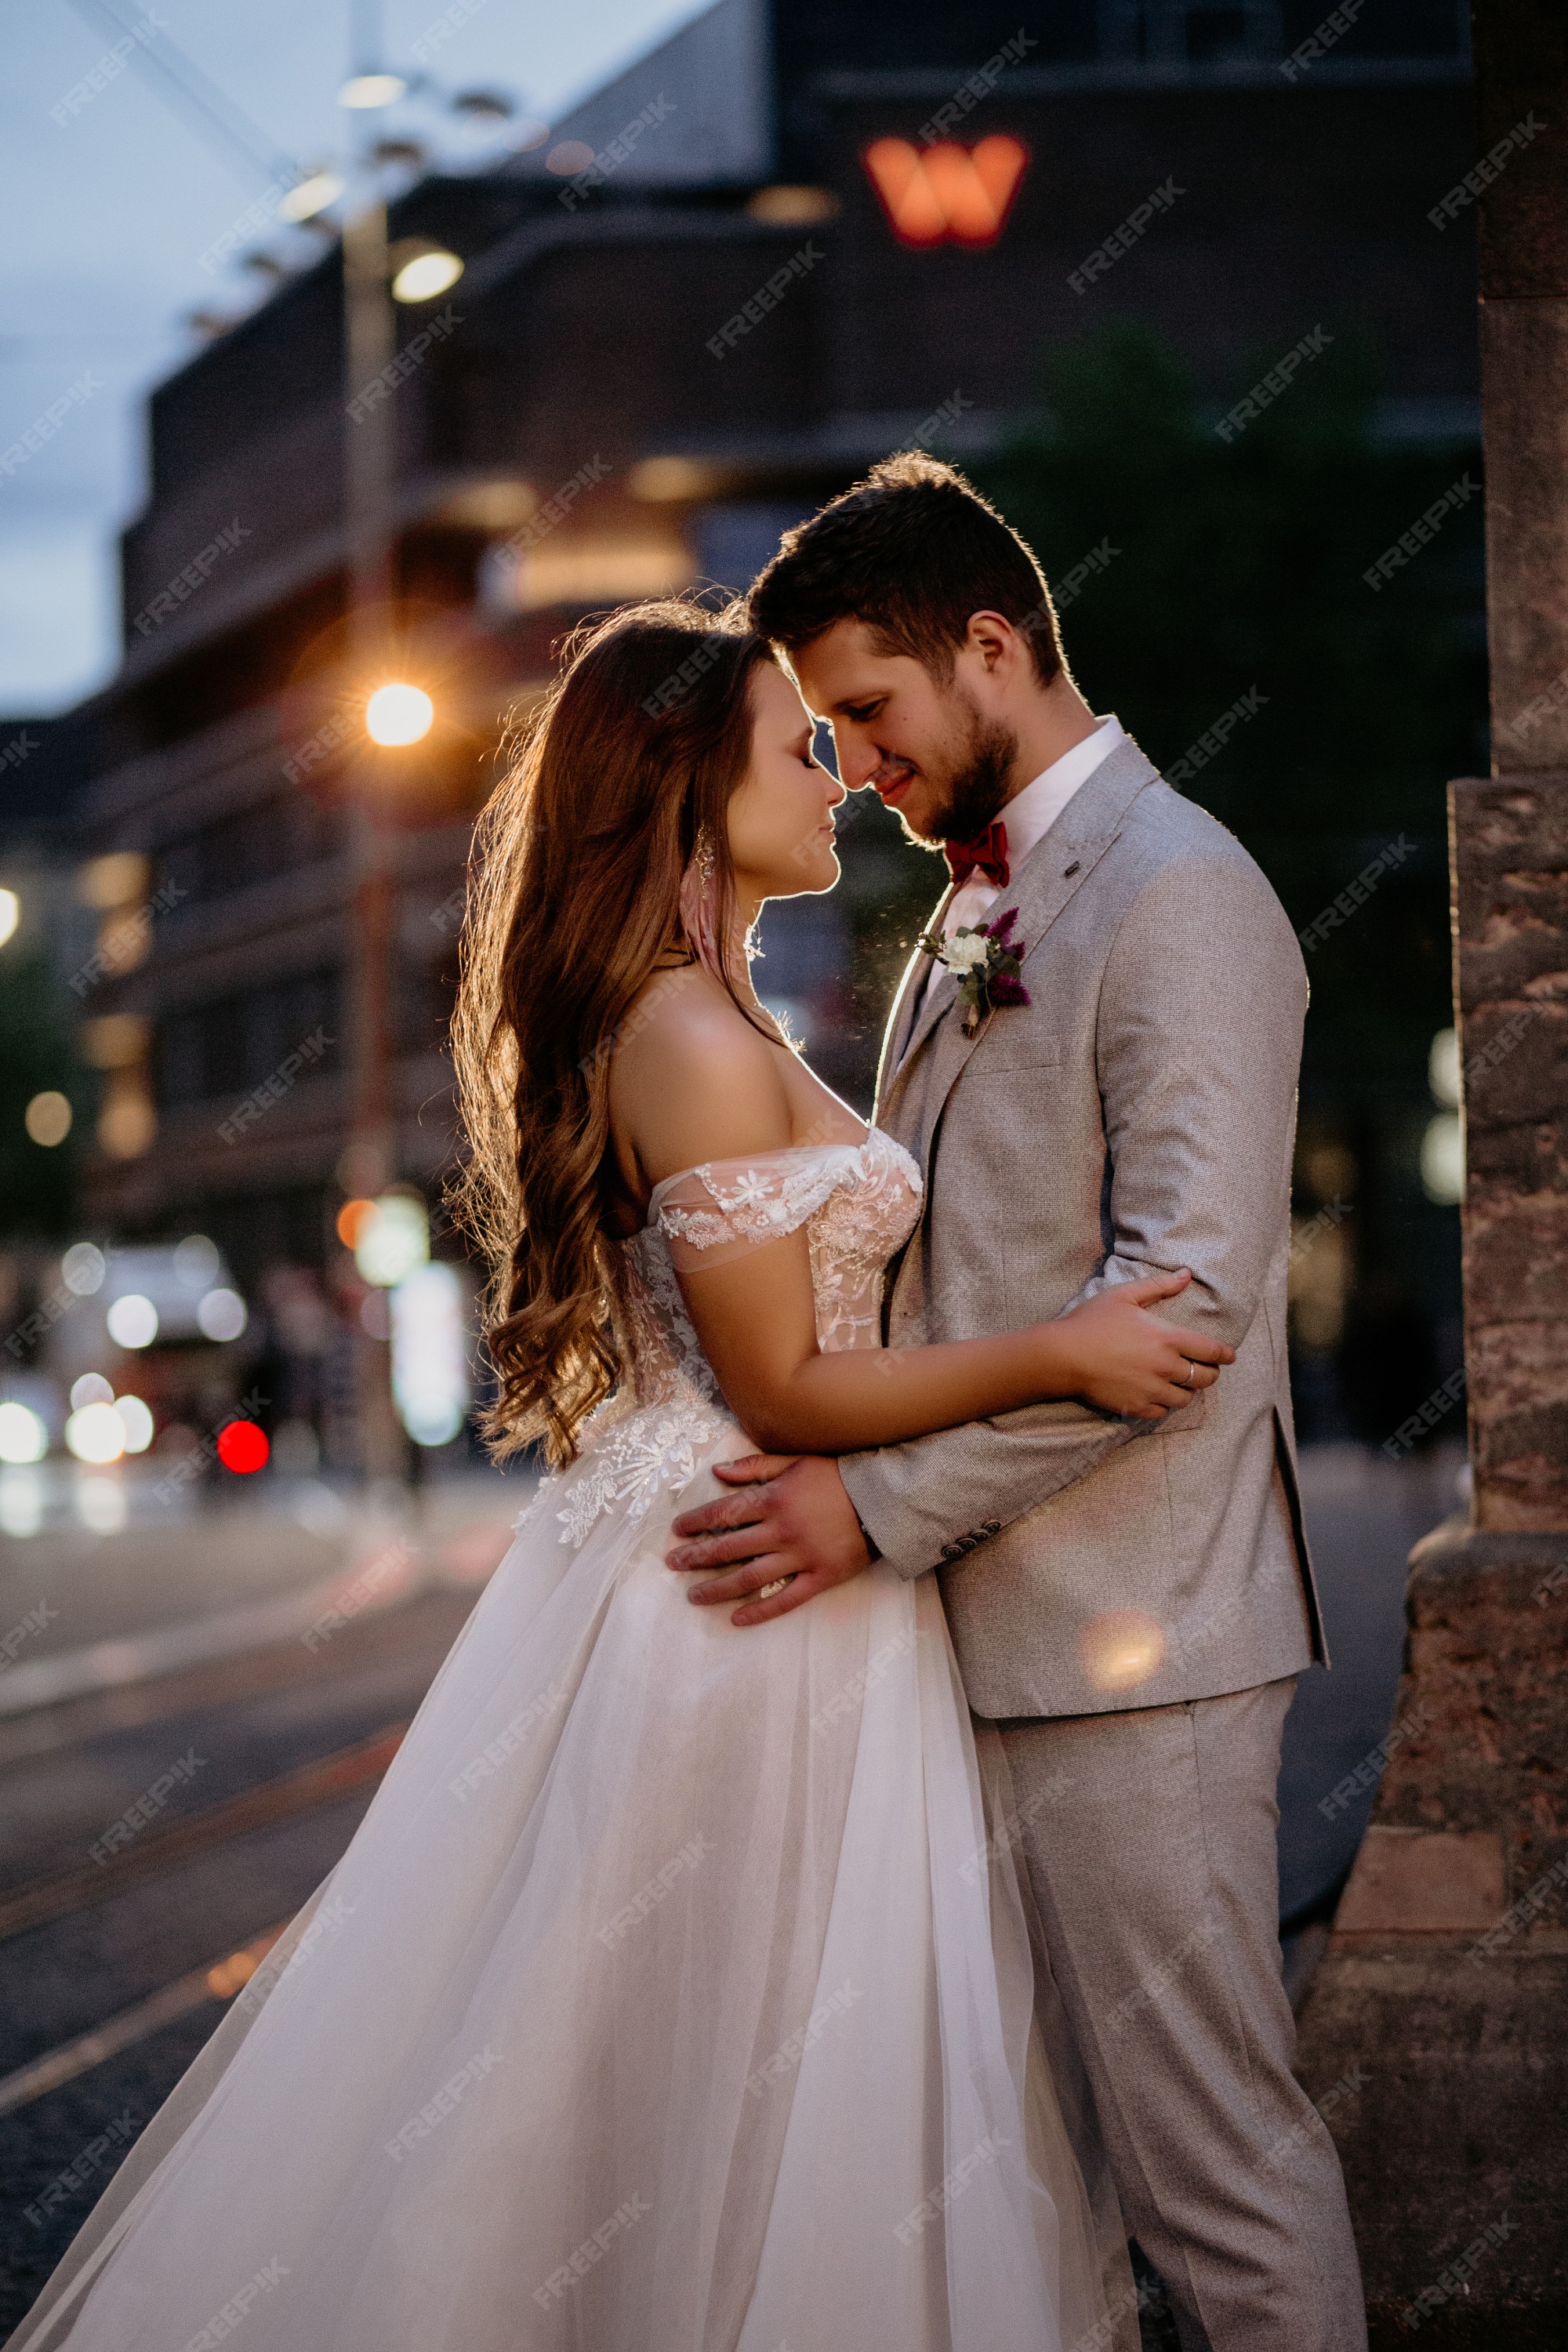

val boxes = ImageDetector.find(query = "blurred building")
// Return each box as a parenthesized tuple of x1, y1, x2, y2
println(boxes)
(34, 0, 1475, 1310)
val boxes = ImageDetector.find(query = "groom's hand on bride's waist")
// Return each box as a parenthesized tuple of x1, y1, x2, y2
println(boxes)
(666, 1454, 874, 1628)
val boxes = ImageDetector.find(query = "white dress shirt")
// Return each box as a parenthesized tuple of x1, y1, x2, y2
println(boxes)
(918, 715, 1125, 1011)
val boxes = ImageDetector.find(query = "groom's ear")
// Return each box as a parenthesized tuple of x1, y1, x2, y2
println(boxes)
(964, 610, 1026, 679)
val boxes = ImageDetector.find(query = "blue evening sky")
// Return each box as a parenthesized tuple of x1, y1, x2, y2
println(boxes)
(0, 0, 711, 713)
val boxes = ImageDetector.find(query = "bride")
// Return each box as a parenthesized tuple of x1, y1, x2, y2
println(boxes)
(14, 604, 1232, 2352)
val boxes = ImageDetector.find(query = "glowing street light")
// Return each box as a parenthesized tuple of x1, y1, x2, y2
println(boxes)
(365, 682, 434, 745)
(0, 887, 18, 947)
(280, 169, 345, 223)
(339, 71, 406, 108)
(391, 246, 463, 303)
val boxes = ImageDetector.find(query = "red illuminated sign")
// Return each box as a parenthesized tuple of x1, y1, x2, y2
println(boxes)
(862, 136, 1029, 249)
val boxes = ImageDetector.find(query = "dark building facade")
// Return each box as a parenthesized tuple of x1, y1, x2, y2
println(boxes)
(34, 0, 1476, 1394)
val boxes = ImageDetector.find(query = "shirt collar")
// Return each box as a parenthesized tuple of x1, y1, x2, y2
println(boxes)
(997, 715, 1124, 875)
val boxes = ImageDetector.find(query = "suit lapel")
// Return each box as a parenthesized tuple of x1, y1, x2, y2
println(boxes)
(880, 739, 1163, 1174)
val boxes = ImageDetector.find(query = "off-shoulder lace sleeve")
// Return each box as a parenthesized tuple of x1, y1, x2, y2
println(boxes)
(651, 1145, 868, 1272)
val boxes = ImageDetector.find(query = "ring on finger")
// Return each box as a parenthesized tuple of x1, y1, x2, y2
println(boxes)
(756, 1574, 794, 1601)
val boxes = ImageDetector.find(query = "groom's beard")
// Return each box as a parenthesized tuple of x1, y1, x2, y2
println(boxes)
(890, 699, 1019, 850)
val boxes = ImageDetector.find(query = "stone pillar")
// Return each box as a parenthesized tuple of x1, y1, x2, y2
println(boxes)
(1290, 5, 1568, 2341)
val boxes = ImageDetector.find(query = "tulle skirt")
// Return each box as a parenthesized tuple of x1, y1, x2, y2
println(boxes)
(13, 1407, 1134, 2352)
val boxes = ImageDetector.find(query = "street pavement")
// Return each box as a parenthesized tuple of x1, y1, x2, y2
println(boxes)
(0, 1439, 1465, 2342)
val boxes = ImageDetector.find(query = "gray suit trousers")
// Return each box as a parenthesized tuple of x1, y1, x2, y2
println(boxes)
(998, 1680, 1367, 2352)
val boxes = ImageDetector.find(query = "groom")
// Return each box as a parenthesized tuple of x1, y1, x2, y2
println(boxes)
(667, 453, 1367, 2349)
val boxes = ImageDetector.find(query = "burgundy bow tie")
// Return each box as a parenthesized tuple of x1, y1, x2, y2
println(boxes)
(944, 819, 1010, 891)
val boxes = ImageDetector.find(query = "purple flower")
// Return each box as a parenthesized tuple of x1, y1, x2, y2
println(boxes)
(988, 975, 1031, 1007)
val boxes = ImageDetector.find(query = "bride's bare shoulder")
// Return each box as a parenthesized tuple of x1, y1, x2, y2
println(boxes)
(608, 967, 794, 1182)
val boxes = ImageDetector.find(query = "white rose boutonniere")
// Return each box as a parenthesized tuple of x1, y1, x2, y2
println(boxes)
(916, 906, 1032, 1036)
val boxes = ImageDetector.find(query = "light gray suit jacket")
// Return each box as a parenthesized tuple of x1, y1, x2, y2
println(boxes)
(840, 736, 1324, 1720)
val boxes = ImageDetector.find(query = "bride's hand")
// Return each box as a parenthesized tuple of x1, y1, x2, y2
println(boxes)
(1045, 1269, 1235, 1419)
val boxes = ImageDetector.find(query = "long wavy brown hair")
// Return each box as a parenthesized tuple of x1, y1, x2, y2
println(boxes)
(451, 600, 779, 1464)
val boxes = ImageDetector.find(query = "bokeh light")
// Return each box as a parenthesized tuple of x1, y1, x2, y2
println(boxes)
(365, 682, 434, 746)
(107, 1293, 159, 1348)
(24, 1091, 72, 1147)
(61, 1243, 106, 1296)
(0, 1402, 48, 1465)
(114, 1394, 156, 1454)
(1080, 1609, 1169, 1693)
(197, 1287, 249, 1342)
(66, 1401, 126, 1464)
(217, 1419, 270, 1474)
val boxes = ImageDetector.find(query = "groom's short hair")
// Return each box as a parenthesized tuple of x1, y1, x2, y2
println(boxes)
(749, 452, 1063, 687)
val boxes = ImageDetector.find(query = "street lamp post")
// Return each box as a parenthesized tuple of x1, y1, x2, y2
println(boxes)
(341, 176, 405, 1486)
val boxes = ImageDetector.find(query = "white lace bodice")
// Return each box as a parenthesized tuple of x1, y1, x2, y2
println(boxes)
(532, 1129, 922, 1546)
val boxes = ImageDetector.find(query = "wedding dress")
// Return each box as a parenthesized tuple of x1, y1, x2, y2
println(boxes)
(13, 1130, 1135, 2352)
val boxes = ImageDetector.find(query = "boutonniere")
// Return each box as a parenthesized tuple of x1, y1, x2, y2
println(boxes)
(916, 905, 1032, 1036)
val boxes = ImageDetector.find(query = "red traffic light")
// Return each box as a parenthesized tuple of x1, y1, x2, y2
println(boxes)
(217, 1419, 269, 1474)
